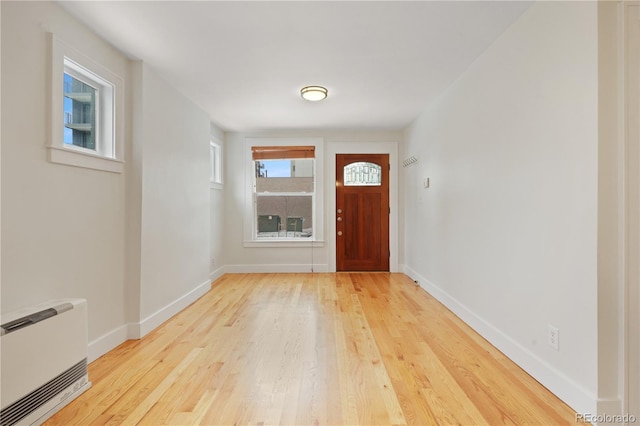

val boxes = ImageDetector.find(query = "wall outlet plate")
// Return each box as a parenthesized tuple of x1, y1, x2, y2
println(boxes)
(548, 325, 559, 351)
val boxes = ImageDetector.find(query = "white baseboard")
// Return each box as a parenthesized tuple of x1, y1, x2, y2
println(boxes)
(224, 263, 329, 273)
(129, 279, 212, 339)
(88, 323, 128, 363)
(403, 265, 597, 416)
(87, 279, 212, 362)
(209, 266, 225, 282)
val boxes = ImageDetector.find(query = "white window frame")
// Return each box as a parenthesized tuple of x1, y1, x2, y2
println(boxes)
(48, 33, 124, 173)
(243, 138, 324, 247)
(209, 138, 223, 189)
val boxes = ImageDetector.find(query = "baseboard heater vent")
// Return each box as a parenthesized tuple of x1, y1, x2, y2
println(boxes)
(0, 299, 91, 426)
(0, 359, 88, 426)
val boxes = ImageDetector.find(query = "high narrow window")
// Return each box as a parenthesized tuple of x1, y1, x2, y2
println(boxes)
(210, 139, 222, 187)
(62, 58, 114, 158)
(252, 146, 315, 239)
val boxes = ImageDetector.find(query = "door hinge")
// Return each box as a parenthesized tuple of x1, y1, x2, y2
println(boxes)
(389, 207, 391, 214)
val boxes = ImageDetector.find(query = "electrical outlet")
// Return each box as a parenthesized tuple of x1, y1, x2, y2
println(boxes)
(548, 325, 559, 351)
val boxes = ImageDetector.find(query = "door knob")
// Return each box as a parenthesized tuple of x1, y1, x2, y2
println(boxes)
(337, 217, 342, 222)
(337, 208, 342, 214)
(337, 231, 343, 236)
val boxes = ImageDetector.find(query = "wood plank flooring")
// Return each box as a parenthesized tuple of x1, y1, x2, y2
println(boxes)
(45, 273, 578, 425)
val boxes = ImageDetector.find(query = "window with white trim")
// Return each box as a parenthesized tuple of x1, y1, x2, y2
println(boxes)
(210, 139, 222, 187)
(49, 34, 124, 173)
(252, 146, 315, 240)
(63, 59, 113, 156)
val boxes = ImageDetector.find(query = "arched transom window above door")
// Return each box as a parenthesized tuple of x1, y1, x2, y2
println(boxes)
(343, 162, 382, 186)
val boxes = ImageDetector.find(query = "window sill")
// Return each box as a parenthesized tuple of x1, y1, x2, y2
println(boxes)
(243, 240, 325, 248)
(47, 146, 124, 173)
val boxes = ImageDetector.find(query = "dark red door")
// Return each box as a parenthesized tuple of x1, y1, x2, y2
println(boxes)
(336, 154, 390, 271)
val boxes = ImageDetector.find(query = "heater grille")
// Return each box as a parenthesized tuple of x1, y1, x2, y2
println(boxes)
(0, 358, 87, 426)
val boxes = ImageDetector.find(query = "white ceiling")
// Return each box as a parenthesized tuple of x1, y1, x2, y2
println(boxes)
(59, 1, 532, 132)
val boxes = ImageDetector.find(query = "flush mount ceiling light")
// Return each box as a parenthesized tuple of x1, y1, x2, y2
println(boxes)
(300, 85, 328, 102)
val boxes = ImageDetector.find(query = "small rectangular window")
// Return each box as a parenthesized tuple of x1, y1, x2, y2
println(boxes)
(62, 58, 114, 158)
(210, 139, 222, 186)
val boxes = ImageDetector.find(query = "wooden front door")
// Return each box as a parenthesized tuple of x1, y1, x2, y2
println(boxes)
(336, 154, 390, 271)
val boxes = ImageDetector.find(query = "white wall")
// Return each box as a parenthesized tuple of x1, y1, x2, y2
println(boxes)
(1, 0, 4, 334)
(1, 1, 220, 360)
(403, 2, 599, 414)
(1, 0, 128, 344)
(619, 3, 640, 419)
(133, 63, 212, 329)
(224, 130, 402, 272)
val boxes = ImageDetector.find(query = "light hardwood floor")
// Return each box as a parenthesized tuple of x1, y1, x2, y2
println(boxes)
(46, 273, 578, 425)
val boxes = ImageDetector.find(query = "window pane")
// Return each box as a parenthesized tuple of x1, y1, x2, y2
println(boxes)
(256, 195, 312, 238)
(255, 159, 314, 192)
(209, 144, 215, 182)
(63, 73, 96, 150)
(344, 162, 382, 186)
(210, 142, 222, 184)
(255, 159, 313, 178)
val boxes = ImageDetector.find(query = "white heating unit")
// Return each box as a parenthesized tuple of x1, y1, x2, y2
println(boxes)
(0, 299, 91, 426)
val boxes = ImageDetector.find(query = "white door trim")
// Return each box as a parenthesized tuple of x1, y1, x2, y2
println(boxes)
(624, 2, 640, 422)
